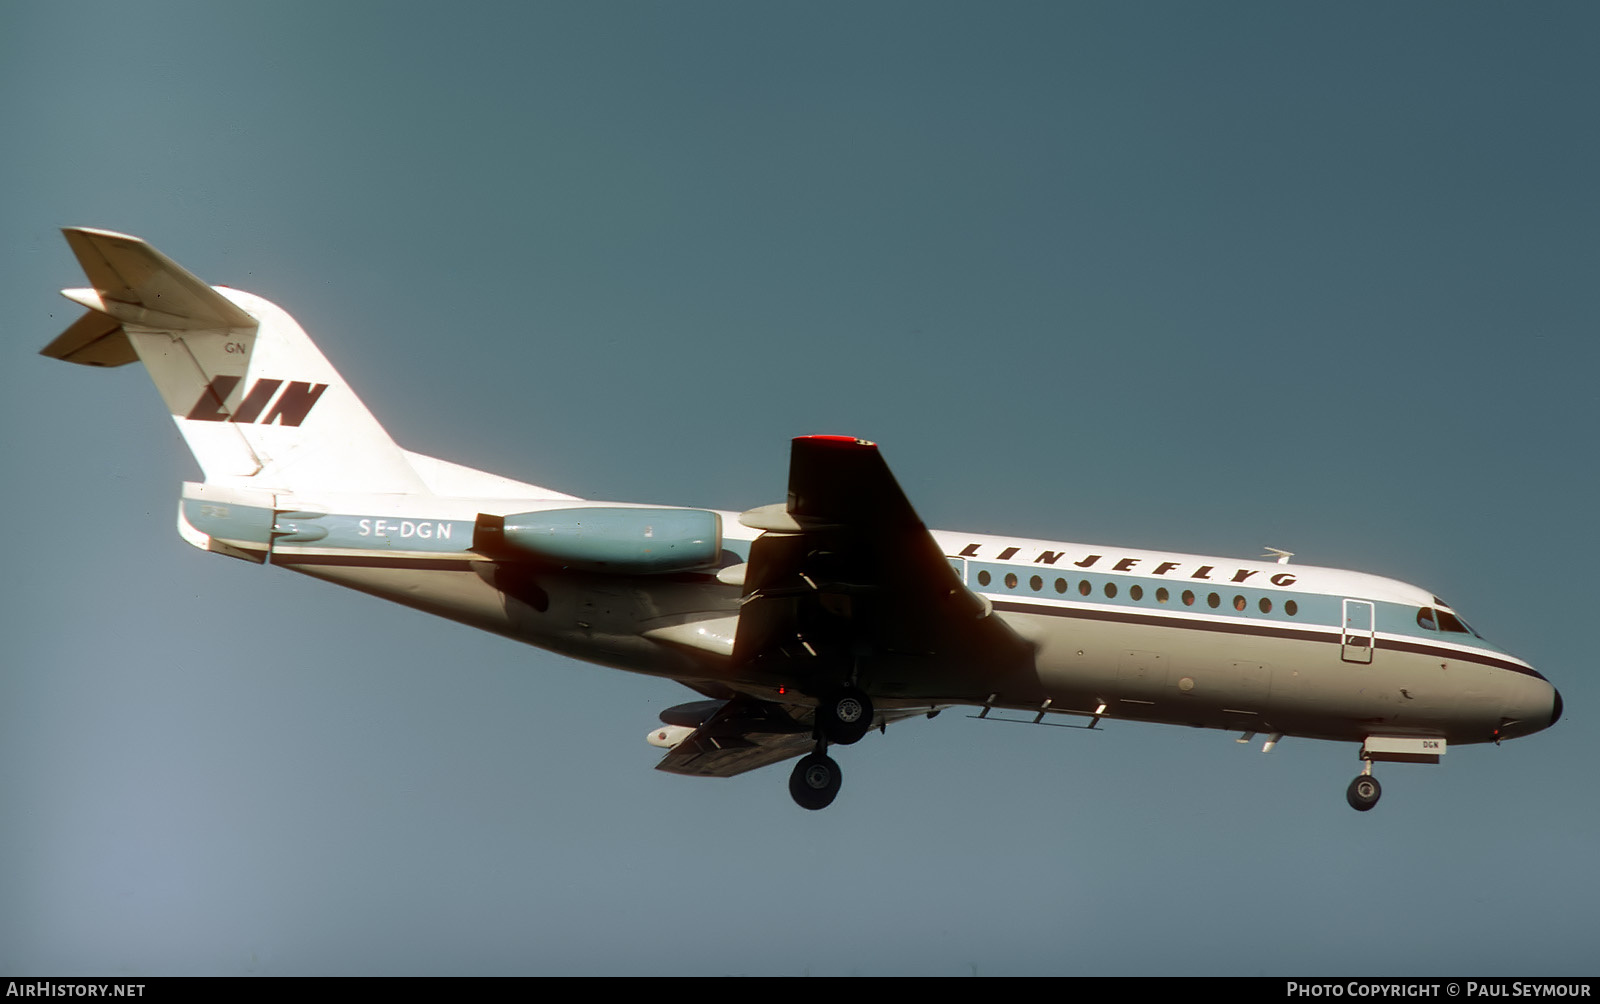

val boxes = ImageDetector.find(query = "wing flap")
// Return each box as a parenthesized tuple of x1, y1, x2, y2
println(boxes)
(652, 694, 945, 777)
(656, 731, 816, 778)
(653, 696, 813, 777)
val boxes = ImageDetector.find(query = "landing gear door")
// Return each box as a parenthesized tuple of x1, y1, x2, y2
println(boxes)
(1341, 598, 1375, 664)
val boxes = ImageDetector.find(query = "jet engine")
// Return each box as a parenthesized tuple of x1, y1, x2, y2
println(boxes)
(474, 506, 721, 573)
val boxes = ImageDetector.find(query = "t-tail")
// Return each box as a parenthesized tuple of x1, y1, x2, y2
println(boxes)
(41, 227, 571, 562)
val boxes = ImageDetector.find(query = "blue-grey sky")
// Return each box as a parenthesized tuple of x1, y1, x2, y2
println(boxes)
(3, 1, 1596, 976)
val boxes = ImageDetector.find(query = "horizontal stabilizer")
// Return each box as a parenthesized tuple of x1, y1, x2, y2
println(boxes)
(58, 227, 257, 330)
(39, 309, 136, 367)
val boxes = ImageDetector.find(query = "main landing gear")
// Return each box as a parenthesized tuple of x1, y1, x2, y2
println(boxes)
(817, 687, 873, 746)
(789, 751, 842, 810)
(788, 688, 874, 810)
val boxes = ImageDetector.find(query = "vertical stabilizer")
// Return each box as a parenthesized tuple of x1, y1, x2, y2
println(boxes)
(43, 228, 428, 496)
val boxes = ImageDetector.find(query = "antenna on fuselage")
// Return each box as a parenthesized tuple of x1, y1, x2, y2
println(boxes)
(1263, 547, 1294, 564)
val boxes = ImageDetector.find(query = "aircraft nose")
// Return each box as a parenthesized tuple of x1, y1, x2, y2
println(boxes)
(1503, 673, 1562, 739)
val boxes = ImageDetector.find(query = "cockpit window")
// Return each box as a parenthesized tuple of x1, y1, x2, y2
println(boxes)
(1420, 605, 1486, 639)
(1436, 609, 1472, 635)
(1457, 616, 1483, 639)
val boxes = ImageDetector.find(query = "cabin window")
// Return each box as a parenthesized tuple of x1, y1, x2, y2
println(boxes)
(1029, 575, 1043, 592)
(1417, 607, 1438, 631)
(1207, 592, 1221, 609)
(1259, 597, 1272, 614)
(1055, 578, 1067, 594)
(1104, 582, 1118, 599)
(977, 570, 991, 587)
(1157, 587, 1170, 603)
(1285, 600, 1298, 616)
(1233, 595, 1246, 611)
(1130, 584, 1144, 601)
(1182, 590, 1195, 606)
(1004, 572, 1018, 589)
(1079, 580, 1092, 597)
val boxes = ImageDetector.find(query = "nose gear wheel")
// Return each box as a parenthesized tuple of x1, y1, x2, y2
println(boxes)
(1346, 773, 1382, 812)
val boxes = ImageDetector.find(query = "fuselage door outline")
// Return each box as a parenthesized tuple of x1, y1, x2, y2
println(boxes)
(1342, 598, 1376, 664)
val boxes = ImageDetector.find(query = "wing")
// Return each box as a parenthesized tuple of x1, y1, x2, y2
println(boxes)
(732, 436, 1034, 702)
(652, 696, 943, 777)
(651, 697, 814, 777)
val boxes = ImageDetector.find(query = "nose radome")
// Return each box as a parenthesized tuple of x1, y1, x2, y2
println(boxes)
(1507, 675, 1561, 739)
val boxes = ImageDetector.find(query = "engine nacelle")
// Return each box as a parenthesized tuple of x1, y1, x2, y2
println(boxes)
(474, 506, 722, 573)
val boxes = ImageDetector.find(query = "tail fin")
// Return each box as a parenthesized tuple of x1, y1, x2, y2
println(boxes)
(42, 227, 427, 496)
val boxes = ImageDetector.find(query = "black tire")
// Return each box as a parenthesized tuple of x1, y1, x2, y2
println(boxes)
(1346, 774, 1382, 812)
(789, 752, 842, 810)
(818, 688, 874, 746)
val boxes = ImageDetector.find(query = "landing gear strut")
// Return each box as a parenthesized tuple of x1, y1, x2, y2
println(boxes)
(789, 751, 842, 810)
(1345, 736, 1444, 810)
(787, 688, 873, 809)
(1346, 770, 1382, 812)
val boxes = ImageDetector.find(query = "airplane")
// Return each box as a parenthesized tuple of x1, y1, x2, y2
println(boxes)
(40, 226, 1563, 812)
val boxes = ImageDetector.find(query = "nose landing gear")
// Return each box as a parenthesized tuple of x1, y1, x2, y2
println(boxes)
(1345, 736, 1444, 811)
(1346, 770, 1382, 812)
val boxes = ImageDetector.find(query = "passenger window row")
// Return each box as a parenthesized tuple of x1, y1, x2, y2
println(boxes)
(974, 569, 1299, 617)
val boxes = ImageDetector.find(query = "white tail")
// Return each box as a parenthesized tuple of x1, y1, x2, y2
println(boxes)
(43, 227, 429, 496)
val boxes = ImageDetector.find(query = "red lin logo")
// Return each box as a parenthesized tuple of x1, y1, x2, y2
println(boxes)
(185, 376, 328, 426)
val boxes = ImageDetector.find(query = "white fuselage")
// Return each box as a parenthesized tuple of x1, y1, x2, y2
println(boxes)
(203, 491, 1558, 749)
